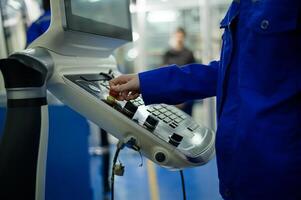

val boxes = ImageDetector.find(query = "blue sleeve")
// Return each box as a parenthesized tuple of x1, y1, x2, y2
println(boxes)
(26, 23, 42, 46)
(139, 61, 219, 105)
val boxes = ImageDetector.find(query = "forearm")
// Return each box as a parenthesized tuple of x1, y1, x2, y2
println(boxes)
(139, 61, 219, 105)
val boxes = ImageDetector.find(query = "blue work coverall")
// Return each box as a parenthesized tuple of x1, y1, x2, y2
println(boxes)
(26, 10, 51, 45)
(139, 0, 301, 199)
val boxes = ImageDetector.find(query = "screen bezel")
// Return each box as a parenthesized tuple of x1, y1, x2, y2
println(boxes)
(64, 0, 132, 41)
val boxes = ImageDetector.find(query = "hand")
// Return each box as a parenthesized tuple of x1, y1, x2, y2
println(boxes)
(109, 74, 140, 101)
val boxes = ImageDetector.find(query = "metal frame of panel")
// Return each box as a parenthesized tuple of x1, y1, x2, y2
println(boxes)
(0, 2, 8, 97)
(0, 3, 8, 59)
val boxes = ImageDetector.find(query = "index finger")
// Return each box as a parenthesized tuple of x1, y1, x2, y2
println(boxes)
(109, 75, 130, 87)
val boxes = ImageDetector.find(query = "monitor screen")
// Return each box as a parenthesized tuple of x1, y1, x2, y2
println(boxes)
(64, 0, 132, 41)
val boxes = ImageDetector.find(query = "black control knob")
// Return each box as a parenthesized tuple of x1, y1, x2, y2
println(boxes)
(168, 133, 183, 147)
(144, 115, 159, 131)
(122, 102, 138, 118)
(171, 133, 183, 143)
(155, 152, 166, 163)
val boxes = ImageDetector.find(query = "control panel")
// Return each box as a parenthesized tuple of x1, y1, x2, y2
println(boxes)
(62, 70, 215, 169)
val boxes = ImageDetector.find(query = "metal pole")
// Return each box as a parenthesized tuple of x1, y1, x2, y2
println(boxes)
(199, 0, 217, 131)
(0, 2, 8, 100)
(0, 2, 8, 58)
(135, 0, 146, 73)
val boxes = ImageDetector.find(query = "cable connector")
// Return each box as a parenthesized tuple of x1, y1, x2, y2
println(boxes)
(113, 163, 125, 176)
(111, 140, 125, 200)
(124, 137, 140, 151)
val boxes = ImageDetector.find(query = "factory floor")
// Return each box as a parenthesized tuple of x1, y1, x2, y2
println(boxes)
(90, 101, 222, 200)
(90, 147, 222, 200)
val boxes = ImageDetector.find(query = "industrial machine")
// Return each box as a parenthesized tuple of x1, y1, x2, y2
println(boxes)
(0, 0, 215, 199)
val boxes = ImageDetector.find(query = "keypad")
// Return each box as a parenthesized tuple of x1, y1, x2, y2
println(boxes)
(187, 123, 199, 132)
(83, 78, 187, 129)
(131, 98, 144, 107)
(152, 111, 160, 116)
(147, 104, 187, 128)
(158, 114, 165, 120)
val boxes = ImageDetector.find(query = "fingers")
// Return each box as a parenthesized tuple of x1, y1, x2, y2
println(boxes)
(109, 74, 139, 93)
(126, 92, 140, 101)
(111, 82, 131, 93)
(109, 74, 132, 88)
(109, 74, 140, 101)
(120, 90, 130, 100)
(115, 91, 139, 101)
(110, 75, 130, 92)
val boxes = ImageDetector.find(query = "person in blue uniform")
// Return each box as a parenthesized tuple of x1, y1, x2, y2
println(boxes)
(163, 27, 196, 115)
(110, 0, 301, 199)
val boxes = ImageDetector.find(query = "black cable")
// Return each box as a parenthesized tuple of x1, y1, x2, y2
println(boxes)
(110, 143, 123, 200)
(100, 129, 110, 195)
(180, 170, 187, 200)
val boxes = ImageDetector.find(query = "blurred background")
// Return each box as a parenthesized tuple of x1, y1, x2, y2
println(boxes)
(0, 0, 231, 200)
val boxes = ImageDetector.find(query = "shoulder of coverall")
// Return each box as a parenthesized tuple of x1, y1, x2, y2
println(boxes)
(220, 0, 240, 28)
(220, 0, 300, 31)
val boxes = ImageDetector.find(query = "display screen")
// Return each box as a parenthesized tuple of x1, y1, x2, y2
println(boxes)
(64, 0, 132, 41)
